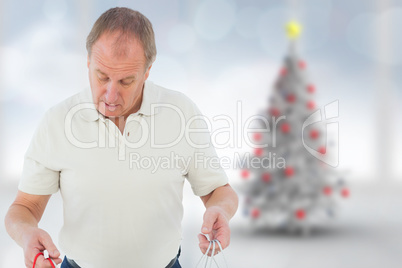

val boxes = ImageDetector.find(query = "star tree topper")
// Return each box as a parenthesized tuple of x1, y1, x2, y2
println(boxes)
(286, 21, 302, 40)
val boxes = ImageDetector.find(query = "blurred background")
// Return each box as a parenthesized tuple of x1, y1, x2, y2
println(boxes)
(0, 0, 401, 267)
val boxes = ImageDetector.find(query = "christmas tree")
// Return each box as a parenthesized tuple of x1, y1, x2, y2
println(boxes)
(240, 22, 349, 235)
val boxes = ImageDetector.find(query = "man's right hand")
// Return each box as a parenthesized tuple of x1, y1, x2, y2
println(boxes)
(4, 191, 62, 268)
(22, 226, 62, 268)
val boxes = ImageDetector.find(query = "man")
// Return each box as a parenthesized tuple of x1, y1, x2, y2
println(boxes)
(4, 7, 238, 268)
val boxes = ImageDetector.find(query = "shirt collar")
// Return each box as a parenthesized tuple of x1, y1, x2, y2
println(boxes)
(79, 80, 160, 122)
(137, 80, 160, 116)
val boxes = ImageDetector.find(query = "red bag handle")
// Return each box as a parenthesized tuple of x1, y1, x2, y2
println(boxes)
(33, 252, 56, 268)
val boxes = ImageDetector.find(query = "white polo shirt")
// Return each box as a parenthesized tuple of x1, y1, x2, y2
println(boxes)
(19, 80, 228, 268)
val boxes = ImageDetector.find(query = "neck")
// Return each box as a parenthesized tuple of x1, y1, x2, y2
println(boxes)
(109, 116, 126, 134)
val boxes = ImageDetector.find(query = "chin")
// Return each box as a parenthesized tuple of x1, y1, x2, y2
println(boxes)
(98, 108, 118, 118)
(104, 111, 120, 118)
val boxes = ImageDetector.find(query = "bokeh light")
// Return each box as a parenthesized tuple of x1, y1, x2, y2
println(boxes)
(194, 0, 236, 41)
(168, 23, 197, 53)
(235, 6, 263, 39)
(42, 0, 67, 22)
(0, 46, 25, 101)
(149, 54, 189, 92)
(347, 8, 402, 65)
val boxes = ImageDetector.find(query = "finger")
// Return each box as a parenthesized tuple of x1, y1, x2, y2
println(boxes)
(198, 241, 212, 256)
(47, 258, 58, 268)
(204, 241, 220, 257)
(198, 240, 211, 255)
(198, 237, 221, 256)
(199, 242, 211, 253)
(198, 233, 209, 243)
(198, 233, 212, 255)
(38, 233, 60, 259)
(34, 255, 54, 268)
(211, 246, 220, 256)
(213, 239, 224, 256)
(29, 252, 42, 268)
(48, 257, 63, 266)
(28, 251, 62, 268)
(54, 257, 63, 265)
(200, 229, 229, 250)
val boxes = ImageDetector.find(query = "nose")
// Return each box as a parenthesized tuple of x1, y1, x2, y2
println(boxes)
(105, 83, 119, 103)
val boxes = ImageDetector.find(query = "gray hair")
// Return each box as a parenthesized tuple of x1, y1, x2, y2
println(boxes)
(86, 7, 157, 68)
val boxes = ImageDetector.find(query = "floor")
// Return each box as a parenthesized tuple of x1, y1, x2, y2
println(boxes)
(1, 180, 401, 268)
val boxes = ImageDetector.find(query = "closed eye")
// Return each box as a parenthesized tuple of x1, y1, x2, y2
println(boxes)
(120, 79, 135, 86)
(97, 74, 109, 82)
(96, 69, 109, 83)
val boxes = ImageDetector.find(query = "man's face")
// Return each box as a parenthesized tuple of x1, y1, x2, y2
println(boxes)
(87, 31, 151, 119)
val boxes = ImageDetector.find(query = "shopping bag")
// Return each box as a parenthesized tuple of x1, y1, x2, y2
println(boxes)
(196, 233, 228, 268)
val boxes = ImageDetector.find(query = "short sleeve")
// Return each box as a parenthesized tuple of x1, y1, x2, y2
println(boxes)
(184, 100, 228, 196)
(19, 113, 60, 195)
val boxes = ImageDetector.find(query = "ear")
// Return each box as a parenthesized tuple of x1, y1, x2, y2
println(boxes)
(87, 55, 90, 69)
(144, 64, 152, 80)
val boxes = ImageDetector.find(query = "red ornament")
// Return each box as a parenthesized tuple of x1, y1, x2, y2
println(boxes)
(281, 123, 291, 133)
(307, 84, 315, 93)
(269, 107, 280, 117)
(287, 94, 296, 103)
(307, 100, 315, 110)
(299, 60, 306, 69)
(310, 129, 319, 139)
(262, 172, 271, 182)
(318, 146, 326, 154)
(253, 132, 262, 141)
(341, 188, 350, 198)
(323, 186, 332, 196)
(251, 208, 260, 219)
(295, 209, 306, 220)
(241, 169, 250, 179)
(280, 67, 287, 76)
(254, 148, 263, 157)
(284, 167, 294, 177)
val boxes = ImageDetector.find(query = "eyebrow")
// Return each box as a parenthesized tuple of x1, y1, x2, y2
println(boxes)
(96, 69, 136, 80)
(96, 69, 107, 76)
(122, 75, 136, 81)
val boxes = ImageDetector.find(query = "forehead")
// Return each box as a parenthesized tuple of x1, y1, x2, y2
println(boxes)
(90, 31, 146, 71)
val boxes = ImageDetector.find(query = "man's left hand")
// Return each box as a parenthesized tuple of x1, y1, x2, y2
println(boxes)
(198, 206, 230, 256)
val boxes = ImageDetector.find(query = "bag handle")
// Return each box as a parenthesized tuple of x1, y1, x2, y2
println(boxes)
(196, 233, 228, 268)
(33, 252, 56, 268)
